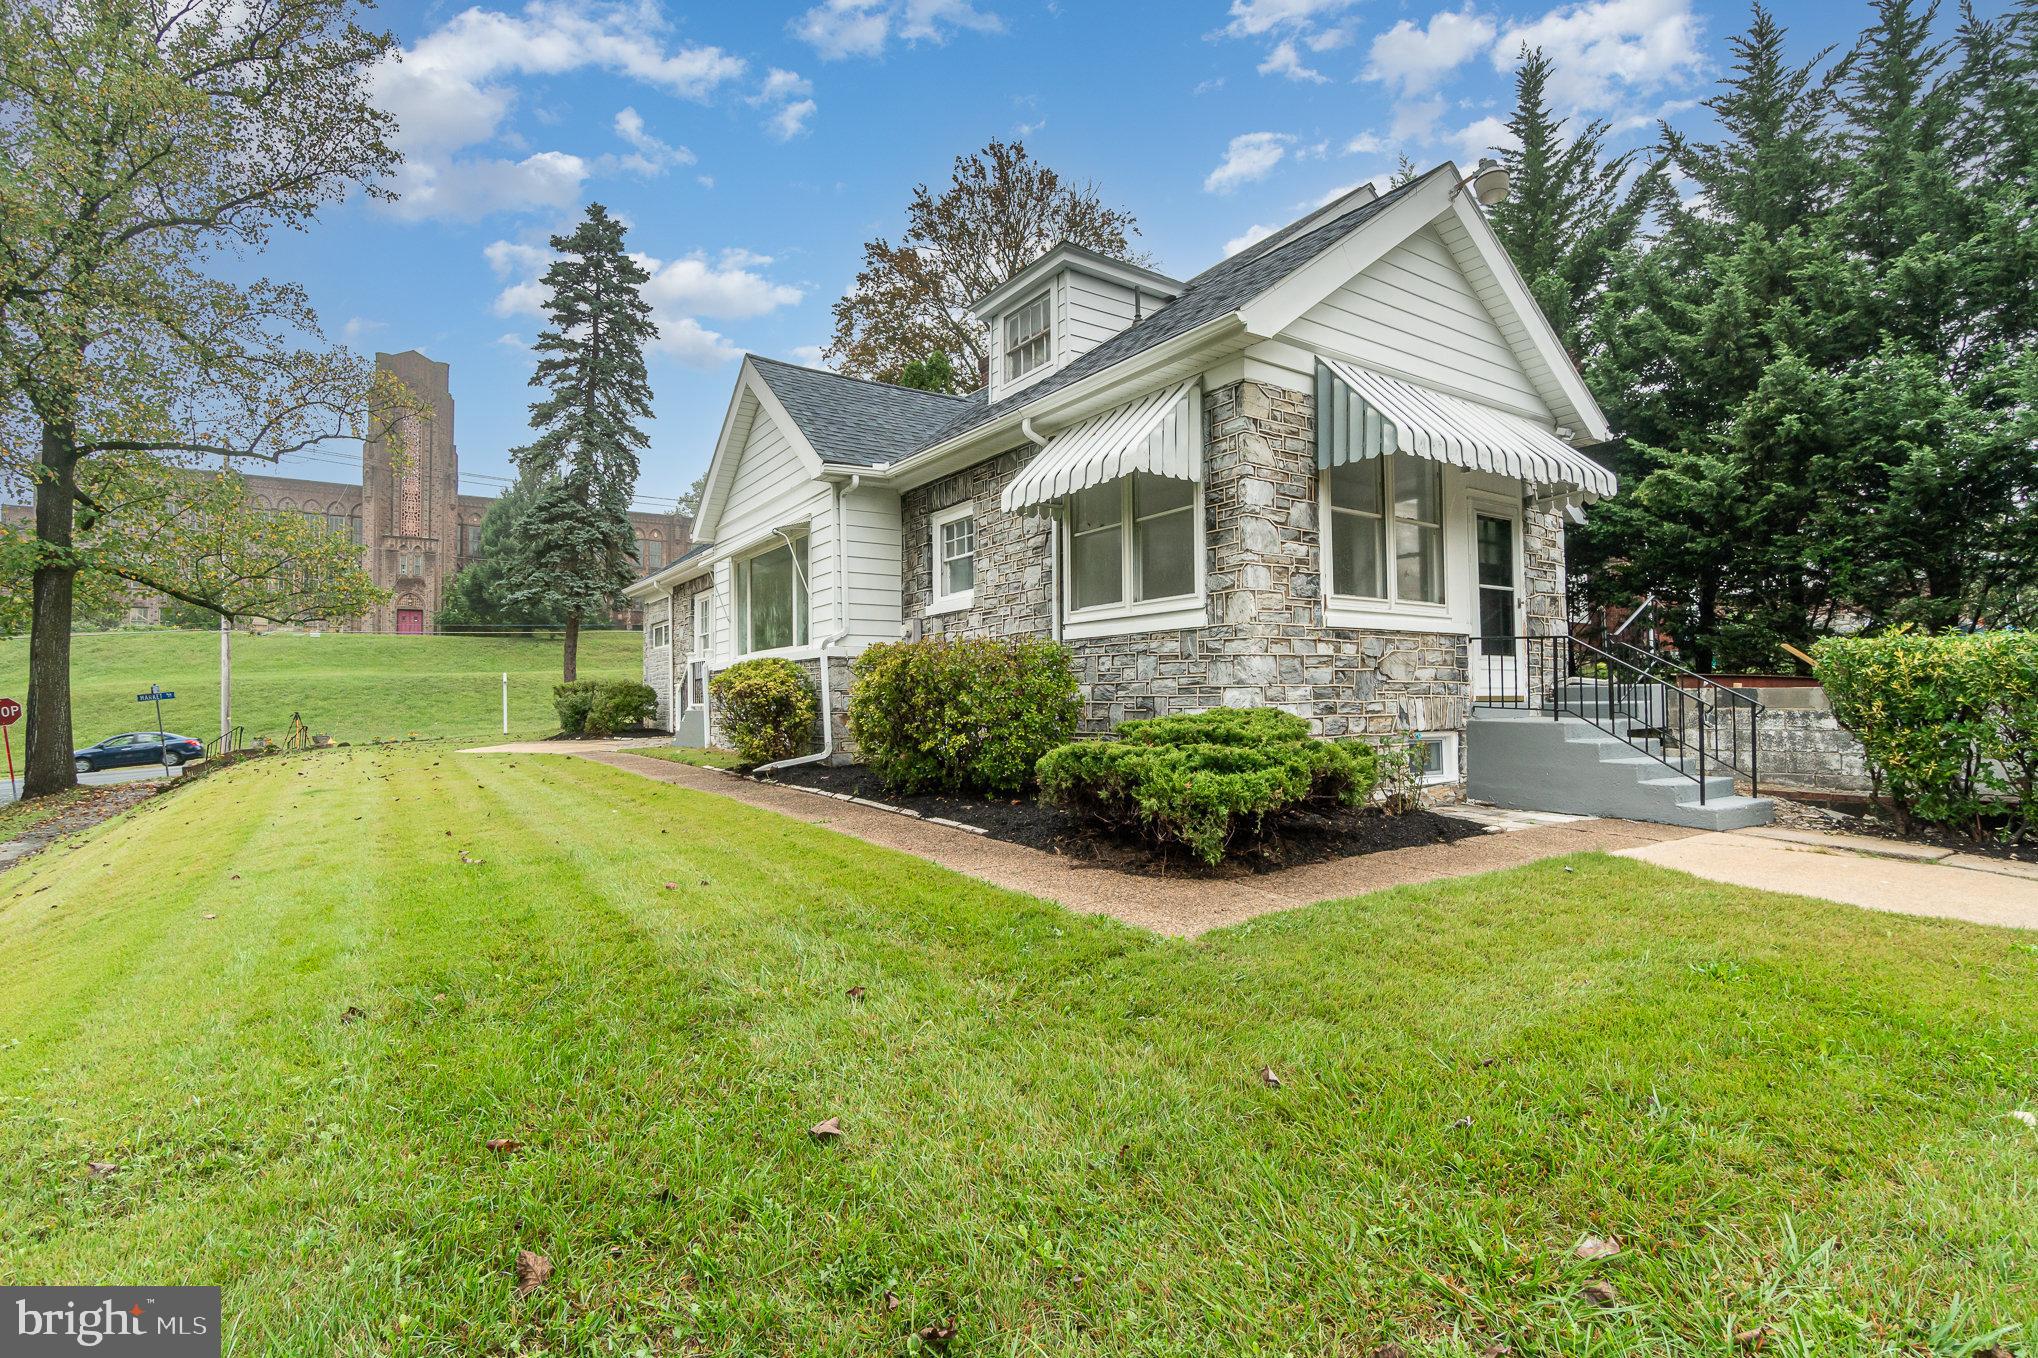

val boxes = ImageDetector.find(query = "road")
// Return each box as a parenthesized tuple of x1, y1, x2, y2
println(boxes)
(0, 761, 190, 807)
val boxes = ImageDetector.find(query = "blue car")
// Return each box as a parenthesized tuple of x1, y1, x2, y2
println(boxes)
(73, 731, 204, 775)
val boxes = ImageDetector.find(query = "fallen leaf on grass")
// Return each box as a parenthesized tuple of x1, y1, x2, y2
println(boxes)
(514, 1249, 552, 1296)
(202, 913, 217, 920)
(914, 1319, 957, 1350)
(86, 1160, 118, 1177)
(846, 985, 867, 1001)
(809, 1117, 844, 1142)
(1732, 1327, 1769, 1351)
(1370, 1345, 1409, 1358)
(2009, 1110, 2037, 1129)
(1452, 1115, 1473, 1129)
(662, 882, 677, 890)
(1574, 1234, 1622, 1260)
(1258, 1066, 1282, 1088)
(340, 1006, 366, 1024)
(1580, 1280, 1620, 1308)
(883, 1291, 901, 1312)
(1477, 1342, 1511, 1358)
(485, 1138, 522, 1153)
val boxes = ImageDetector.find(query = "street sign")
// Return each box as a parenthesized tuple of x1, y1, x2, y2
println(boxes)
(0, 697, 19, 726)
(136, 689, 176, 702)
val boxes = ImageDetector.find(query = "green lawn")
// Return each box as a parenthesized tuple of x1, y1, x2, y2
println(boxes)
(629, 744, 746, 770)
(0, 629, 642, 746)
(1, 749, 2034, 1356)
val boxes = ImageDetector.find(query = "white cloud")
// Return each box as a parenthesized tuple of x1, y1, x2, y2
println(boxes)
(611, 106, 695, 173)
(1489, 0, 1703, 111)
(1451, 114, 1517, 163)
(340, 317, 387, 344)
(1193, 75, 1227, 95)
(385, 150, 588, 222)
(1388, 98, 1446, 144)
(789, 344, 828, 365)
(485, 238, 802, 369)
(756, 67, 813, 102)
(371, 1, 744, 220)
(1222, 0, 1360, 38)
(496, 331, 528, 350)
(1014, 117, 1047, 136)
(1344, 132, 1386, 155)
(793, 0, 1001, 59)
(767, 97, 817, 139)
(1224, 223, 1277, 256)
(1204, 131, 1294, 194)
(1258, 39, 1327, 83)
(1364, 5, 1496, 96)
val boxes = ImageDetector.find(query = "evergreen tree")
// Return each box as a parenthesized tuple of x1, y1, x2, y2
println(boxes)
(438, 478, 572, 633)
(502, 203, 657, 681)
(1487, 47, 1664, 356)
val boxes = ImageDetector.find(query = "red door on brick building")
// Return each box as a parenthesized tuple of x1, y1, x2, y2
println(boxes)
(396, 609, 424, 635)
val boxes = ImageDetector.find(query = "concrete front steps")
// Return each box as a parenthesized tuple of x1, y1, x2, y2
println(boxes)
(1467, 708, 1774, 831)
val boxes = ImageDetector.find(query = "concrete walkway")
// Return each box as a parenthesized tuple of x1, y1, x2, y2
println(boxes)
(1618, 827, 2038, 930)
(543, 750, 1692, 937)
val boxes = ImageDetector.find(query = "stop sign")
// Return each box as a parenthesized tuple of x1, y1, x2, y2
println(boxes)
(0, 698, 18, 727)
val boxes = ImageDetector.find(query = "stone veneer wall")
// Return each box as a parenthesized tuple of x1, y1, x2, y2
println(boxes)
(897, 378, 1566, 787)
(641, 594, 672, 728)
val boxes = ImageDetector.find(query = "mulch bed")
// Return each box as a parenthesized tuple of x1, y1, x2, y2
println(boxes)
(1770, 792, 2037, 864)
(544, 728, 670, 742)
(762, 761, 1487, 876)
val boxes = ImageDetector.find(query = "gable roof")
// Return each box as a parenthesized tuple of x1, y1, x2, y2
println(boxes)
(746, 356, 969, 470)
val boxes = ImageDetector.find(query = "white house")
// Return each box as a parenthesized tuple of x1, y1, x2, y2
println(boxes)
(626, 161, 1766, 825)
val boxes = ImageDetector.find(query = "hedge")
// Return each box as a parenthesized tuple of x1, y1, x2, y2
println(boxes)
(554, 679, 659, 736)
(1813, 630, 2036, 837)
(847, 636, 1080, 795)
(1036, 707, 1383, 865)
(709, 657, 818, 765)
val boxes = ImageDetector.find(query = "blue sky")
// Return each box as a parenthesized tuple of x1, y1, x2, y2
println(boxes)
(254, 0, 2003, 512)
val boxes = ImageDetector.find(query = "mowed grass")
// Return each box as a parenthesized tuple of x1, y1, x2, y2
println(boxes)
(0, 629, 642, 746)
(1, 750, 2035, 1356)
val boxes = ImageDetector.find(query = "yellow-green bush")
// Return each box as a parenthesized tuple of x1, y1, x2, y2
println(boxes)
(709, 658, 817, 765)
(847, 637, 1079, 795)
(1814, 630, 2036, 837)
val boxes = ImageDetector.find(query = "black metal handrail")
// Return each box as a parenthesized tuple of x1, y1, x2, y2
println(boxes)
(1472, 632, 1762, 803)
(205, 726, 244, 758)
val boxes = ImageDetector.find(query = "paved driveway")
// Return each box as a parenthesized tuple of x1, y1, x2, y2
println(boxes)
(0, 762, 188, 807)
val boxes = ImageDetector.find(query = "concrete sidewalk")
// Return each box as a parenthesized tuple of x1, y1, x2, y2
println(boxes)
(529, 749, 1692, 936)
(1618, 828, 2038, 930)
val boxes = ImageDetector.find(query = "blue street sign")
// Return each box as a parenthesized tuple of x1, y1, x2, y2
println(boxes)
(136, 690, 175, 702)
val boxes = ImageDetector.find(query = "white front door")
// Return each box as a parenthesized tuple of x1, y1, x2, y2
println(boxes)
(1472, 510, 1523, 703)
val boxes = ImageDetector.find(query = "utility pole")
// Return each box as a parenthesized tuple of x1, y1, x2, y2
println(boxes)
(219, 613, 231, 746)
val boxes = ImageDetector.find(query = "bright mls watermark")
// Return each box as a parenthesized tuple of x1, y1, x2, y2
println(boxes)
(4, 1288, 219, 1355)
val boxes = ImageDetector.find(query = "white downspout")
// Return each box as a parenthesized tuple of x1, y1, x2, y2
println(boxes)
(755, 476, 856, 774)
(1019, 419, 1061, 642)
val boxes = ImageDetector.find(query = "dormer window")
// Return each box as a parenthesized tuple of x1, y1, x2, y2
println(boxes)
(1004, 291, 1052, 383)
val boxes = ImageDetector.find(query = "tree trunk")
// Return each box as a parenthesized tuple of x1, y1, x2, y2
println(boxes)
(562, 612, 580, 683)
(23, 425, 79, 799)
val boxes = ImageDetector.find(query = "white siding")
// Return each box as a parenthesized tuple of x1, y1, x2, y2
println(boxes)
(1282, 226, 1551, 419)
(700, 406, 903, 660)
(1059, 271, 1144, 363)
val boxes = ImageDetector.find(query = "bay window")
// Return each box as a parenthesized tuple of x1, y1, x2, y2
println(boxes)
(1325, 454, 1444, 606)
(737, 535, 808, 653)
(1068, 473, 1198, 614)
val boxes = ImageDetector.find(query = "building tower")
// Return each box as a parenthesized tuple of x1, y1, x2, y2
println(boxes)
(360, 350, 460, 634)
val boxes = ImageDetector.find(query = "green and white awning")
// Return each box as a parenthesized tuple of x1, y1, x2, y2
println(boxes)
(1315, 358, 1616, 499)
(1001, 380, 1202, 514)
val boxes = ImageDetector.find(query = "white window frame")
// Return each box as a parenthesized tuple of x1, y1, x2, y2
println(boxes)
(691, 591, 711, 655)
(735, 534, 810, 657)
(1322, 453, 1451, 627)
(928, 503, 977, 614)
(1003, 290, 1053, 384)
(648, 620, 670, 649)
(1410, 731, 1457, 785)
(1061, 474, 1207, 639)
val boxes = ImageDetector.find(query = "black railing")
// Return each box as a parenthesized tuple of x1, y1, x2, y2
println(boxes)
(205, 726, 244, 759)
(1473, 633, 1762, 803)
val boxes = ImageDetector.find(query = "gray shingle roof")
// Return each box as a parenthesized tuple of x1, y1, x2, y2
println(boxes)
(749, 174, 1427, 467)
(747, 356, 970, 469)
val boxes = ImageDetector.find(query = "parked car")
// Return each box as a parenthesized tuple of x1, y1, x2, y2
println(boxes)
(73, 731, 204, 774)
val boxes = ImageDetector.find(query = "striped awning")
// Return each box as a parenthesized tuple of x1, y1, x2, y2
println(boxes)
(1315, 359, 1617, 499)
(1001, 380, 1202, 513)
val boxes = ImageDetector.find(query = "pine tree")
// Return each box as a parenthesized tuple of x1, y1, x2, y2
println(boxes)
(438, 478, 573, 633)
(1486, 46, 1664, 356)
(503, 203, 658, 681)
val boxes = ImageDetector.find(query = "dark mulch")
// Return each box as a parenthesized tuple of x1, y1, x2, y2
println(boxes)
(762, 761, 1487, 876)
(1771, 792, 2037, 864)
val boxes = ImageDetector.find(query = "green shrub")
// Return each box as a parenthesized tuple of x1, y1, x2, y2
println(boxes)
(710, 658, 818, 764)
(555, 679, 660, 736)
(1814, 630, 2037, 836)
(586, 681, 658, 736)
(848, 637, 1080, 795)
(1036, 707, 1383, 865)
(553, 679, 601, 735)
